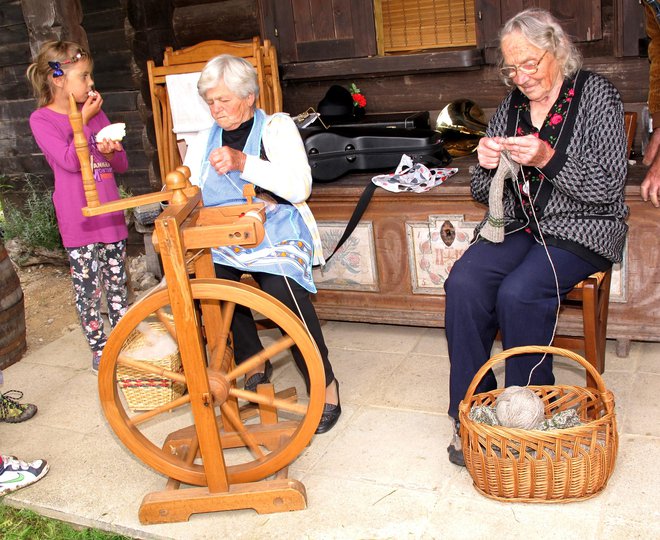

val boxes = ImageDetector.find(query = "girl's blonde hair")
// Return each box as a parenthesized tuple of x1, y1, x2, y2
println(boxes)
(26, 41, 92, 107)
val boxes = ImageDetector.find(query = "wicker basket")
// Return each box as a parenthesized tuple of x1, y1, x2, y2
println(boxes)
(117, 321, 186, 411)
(458, 345, 618, 503)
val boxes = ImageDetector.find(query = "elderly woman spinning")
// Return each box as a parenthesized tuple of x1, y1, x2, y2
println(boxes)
(443, 9, 628, 465)
(183, 54, 340, 434)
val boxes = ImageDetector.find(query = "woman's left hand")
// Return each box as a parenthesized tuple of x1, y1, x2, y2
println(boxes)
(502, 134, 554, 168)
(209, 146, 247, 174)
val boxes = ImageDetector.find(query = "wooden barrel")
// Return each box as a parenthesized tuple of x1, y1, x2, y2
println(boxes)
(0, 240, 27, 369)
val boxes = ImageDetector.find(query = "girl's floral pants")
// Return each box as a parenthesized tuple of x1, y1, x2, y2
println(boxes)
(66, 240, 128, 353)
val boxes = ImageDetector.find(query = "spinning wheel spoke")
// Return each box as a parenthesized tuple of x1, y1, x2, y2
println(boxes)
(225, 335, 296, 382)
(230, 388, 308, 415)
(117, 353, 187, 384)
(155, 308, 176, 339)
(128, 394, 191, 426)
(220, 402, 266, 460)
(208, 300, 235, 372)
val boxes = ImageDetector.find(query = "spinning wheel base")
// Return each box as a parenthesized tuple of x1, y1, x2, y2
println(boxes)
(138, 477, 307, 524)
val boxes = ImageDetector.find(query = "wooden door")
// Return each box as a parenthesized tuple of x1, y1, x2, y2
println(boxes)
(259, 0, 377, 63)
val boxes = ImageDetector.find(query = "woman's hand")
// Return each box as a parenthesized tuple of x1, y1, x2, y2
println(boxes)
(642, 129, 660, 207)
(209, 146, 247, 174)
(97, 139, 123, 159)
(82, 90, 103, 125)
(502, 134, 554, 168)
(476, 136, 506, 169)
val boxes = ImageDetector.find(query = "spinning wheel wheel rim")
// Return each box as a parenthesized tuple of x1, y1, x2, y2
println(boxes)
(99, 279, 325, 486)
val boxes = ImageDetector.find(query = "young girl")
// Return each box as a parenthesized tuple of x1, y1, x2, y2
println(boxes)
(26, 41, 129, 373)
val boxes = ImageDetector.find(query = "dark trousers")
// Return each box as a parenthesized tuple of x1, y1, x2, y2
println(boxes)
(444, 231, 601, 419)
(214, 264, 335, 391)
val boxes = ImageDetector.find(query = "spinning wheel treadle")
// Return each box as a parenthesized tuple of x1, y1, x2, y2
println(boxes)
(67, 94, 325, 523)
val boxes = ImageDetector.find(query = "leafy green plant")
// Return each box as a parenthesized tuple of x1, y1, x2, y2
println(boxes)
(1, 174, 63, 252)
(0, 503, 133, 539)
(118, 185, 132, 199)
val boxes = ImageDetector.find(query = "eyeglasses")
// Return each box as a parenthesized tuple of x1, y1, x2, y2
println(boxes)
(499, 50, 548, 79)
(48, 51, 86, 78)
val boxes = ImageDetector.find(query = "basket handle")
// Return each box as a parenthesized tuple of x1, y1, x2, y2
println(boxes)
(462, 345, 608, 408)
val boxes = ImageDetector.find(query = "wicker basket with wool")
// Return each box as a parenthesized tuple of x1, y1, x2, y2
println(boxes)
(458, 345, 618, 503)
(117, 321, 186, 411)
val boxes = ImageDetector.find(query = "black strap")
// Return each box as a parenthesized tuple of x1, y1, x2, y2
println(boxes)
(324, 181, 377, 263)
(321, 149, 451, 263)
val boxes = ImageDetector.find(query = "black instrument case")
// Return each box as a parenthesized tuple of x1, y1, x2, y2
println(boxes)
(301, 127, 451, 182)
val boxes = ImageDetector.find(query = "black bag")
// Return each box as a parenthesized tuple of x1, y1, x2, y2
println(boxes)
(302, 127, 451, 182)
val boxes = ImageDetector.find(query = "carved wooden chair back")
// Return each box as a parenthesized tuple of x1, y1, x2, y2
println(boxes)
(147, 37, 283, 182)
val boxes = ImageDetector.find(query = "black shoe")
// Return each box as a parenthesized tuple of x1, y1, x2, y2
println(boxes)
(447, 418, 465, 467)
(315, 380, 341, 434)
(244, 360, 273, 392)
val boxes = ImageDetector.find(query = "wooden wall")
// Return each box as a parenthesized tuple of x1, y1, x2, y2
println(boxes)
(0, 0, 35, 206)
(0, 0, 149, 214)
(0, 0, 652, 214)
(0, 0, 258, 214)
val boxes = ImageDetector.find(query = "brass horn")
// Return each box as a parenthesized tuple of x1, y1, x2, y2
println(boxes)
(435, 99, 488, 157)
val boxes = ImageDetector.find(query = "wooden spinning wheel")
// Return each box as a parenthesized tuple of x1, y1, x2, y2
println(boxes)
(68, 95, 325, 523)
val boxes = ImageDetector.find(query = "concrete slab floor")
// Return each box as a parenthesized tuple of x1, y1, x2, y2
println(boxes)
(1, 321, 659, 540)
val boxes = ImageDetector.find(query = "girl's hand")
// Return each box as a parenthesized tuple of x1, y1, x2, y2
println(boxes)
(476, 136, 506, 169)
(208, 146, 247, 175)
(97, 139, 123, 159)
(502, 134, 554, 168)
(82, 90, 103, 125)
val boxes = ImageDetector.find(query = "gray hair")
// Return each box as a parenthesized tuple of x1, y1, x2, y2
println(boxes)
(197, 54, 260, 100)
(499, 8, 582, 85)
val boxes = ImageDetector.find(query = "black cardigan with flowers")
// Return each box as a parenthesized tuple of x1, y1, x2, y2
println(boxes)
(471, 70, 628, 266)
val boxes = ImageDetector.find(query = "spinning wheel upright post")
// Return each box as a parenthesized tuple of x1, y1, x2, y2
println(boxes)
(67, 94, 326, 523)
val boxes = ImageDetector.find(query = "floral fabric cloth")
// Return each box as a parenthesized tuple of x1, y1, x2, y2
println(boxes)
(371, 154, 457, 193)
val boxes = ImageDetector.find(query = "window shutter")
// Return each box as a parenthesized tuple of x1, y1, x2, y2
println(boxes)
(380, 0, 477, 53)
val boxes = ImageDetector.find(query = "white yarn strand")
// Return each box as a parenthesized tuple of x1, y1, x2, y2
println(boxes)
(221, 173, 314, 341)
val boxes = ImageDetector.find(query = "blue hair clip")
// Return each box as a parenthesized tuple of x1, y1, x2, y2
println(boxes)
(48, 61, 64, 77)
(48, 52, 85, 78)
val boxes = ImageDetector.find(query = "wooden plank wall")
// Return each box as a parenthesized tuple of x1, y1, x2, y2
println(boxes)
(0, 0, 653, 211)
(0, 0, 41, 204)
(0, 0, 149, 214)
(81, 0, 148, 195)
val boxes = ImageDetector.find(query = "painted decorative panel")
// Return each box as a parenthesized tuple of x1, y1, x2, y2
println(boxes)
(407, 214, 479, 294)
(313, 222, 379, 291)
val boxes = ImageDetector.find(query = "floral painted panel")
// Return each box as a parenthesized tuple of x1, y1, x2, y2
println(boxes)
(313, 221, 378, 291)
(407, 215, 479, 294)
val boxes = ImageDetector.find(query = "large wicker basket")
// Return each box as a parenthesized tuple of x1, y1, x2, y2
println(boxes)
(458, 345, 618, 503)
(117, 321, 186, 411)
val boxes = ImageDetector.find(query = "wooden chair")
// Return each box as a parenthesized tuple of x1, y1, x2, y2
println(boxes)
(551, 111, 636, 388)
(147, 37, 283, 182)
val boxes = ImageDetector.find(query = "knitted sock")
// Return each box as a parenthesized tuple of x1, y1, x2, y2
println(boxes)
(479, 151, 519, 243)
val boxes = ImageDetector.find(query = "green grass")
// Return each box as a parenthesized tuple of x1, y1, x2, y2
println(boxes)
(0, 174, 63, 252)
(0, 503, 134, 540)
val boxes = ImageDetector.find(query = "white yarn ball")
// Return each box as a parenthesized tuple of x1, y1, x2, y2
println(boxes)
(495, 386, 545, 429)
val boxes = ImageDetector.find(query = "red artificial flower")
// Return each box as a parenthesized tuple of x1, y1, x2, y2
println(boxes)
(352, 93, 367, 108)
(349, 82, 367, 108)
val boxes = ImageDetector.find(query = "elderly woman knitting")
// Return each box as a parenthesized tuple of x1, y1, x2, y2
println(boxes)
(183, 54, 340, 434)
(443, 8, 628, 466)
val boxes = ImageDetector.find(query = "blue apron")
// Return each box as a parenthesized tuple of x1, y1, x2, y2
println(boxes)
(200, 109, 316, 292)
